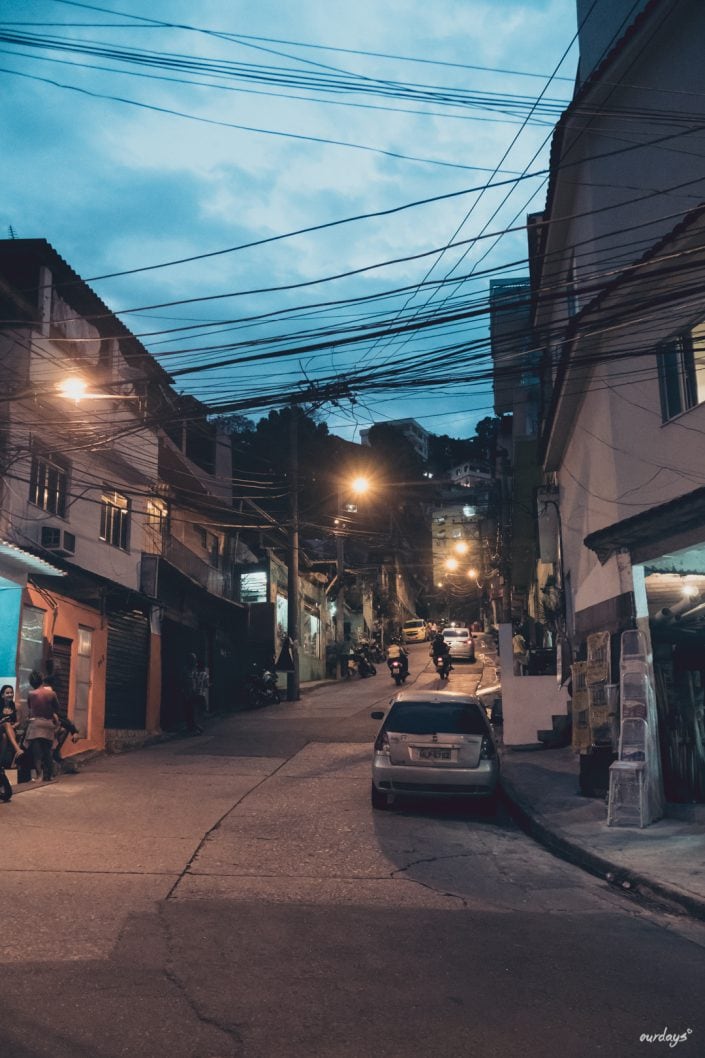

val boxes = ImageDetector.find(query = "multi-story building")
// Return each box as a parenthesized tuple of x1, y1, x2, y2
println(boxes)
(360, 418, 430, 463)
(0, 238, 247, 749)
(530, 0, 705, 802)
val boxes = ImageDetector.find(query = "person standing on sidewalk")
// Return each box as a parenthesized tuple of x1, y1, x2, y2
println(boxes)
(26, 672, 60, 782)
(0, 685, 23, 765)
(181, 653, 203, 734)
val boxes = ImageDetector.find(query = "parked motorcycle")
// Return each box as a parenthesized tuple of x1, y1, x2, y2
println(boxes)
(433, 653, 451, 680)
(363, 636, 385, 665)
(353, 645, 377, 678)
(244, 665, 281, 707)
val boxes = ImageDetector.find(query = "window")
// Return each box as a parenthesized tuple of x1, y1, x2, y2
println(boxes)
(276, 593, 288, 639)
(384, 701, 488, 736)
(240, 570, 267, 604)
(658, 323, 705, 421)
(29, 454, 68, 517)
(146, 498, 167, 533)
(566, 252, 579, 318)
(100, 490, 130, 550)
(302, 611, 320, 657)
(198, 525, 220, 566)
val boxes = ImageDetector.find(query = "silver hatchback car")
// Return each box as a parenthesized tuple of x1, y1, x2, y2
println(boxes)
(370, 690, 499, 810)
(441, 627, 476, 662)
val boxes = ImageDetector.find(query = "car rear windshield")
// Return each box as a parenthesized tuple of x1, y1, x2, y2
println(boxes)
(404, 621, 425, 629)
(385, 702, 487, 735)
(442, 629, 469, 639)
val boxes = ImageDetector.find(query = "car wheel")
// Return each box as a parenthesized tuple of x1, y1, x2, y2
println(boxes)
(371, 782, 389, 811)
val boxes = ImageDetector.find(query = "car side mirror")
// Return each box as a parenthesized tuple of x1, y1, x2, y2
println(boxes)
(370, 710, 384, 720)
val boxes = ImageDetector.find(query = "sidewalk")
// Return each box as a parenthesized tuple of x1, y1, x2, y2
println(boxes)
(500, 744, 705, 922)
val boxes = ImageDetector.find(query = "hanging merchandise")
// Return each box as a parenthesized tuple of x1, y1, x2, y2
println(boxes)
(571, 662, 590, 752)
(275, 637, 295, 672)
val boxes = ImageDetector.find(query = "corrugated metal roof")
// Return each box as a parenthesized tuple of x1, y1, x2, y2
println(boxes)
(0, 539, 66, 576)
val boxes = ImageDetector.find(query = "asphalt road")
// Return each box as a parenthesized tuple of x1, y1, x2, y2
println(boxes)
(2, 641, 704, 1058)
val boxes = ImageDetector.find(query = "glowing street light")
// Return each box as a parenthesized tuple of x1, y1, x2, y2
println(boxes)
(58, 376, 88, 402)
(445, 557, 459, 572)
(350, 475, 370, 496)
(453, 541, 469, 555)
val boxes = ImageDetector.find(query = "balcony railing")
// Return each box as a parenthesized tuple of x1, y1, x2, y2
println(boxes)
(141, 535, 236, 602)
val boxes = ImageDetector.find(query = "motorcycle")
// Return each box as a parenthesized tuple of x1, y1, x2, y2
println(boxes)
(244, 665, 281, 707)
(389, 658, 407, 687)
(353, 645, 377, 678)
(364, 636, 385, 665)
(433, 653, 451, 680)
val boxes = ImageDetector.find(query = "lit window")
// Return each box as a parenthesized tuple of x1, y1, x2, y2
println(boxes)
(240, 570, 267, 604)
(29, 454, 68, 518)
(100, 490, 130, 550)
(146, 498, 167, 534)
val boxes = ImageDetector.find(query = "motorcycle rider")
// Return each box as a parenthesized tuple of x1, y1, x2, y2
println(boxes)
(430, 632, 452, 673)
(386, 638, 409, 678)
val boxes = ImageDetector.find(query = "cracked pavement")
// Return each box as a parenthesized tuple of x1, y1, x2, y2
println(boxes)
(2, 642, 704, 1058)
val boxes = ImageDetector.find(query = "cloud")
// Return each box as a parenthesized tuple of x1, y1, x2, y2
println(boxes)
(0, 0, 577, 436)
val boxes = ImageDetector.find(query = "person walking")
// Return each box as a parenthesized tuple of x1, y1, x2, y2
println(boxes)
(181, 653, 203, 734)
(26, 672, 60, 782)
(195, 659, 210, 716)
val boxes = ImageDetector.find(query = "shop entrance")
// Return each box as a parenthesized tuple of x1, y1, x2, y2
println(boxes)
(645, 562, 705, 803)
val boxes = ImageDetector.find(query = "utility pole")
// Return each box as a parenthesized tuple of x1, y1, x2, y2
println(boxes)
(335, 486, 346, 656)
(287, 406, 300, 701)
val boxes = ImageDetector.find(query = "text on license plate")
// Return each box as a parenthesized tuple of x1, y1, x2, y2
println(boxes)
(418, 748, 452, 761)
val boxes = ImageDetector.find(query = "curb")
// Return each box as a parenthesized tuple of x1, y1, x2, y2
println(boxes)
(500, 773, 705, 923)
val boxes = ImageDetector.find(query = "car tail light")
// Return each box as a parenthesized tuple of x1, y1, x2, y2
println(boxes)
(480, 735, 496, 759)
(374, 729, 390, 755)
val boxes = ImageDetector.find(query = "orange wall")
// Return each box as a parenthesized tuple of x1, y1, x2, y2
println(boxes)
(24, 585, 108, 755)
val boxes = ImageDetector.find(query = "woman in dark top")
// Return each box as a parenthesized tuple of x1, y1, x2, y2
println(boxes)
(0, 684, 22, 801)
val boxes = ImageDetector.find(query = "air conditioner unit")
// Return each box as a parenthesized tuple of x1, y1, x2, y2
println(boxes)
(40, 526, 76, 557)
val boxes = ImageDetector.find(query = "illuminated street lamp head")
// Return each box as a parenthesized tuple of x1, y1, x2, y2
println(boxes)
(467, 567, 478, 579)
(445, 557, 459, 572)
(453, 541, 469, 555)
(350, 475, 370, 496)
(58, 377, 88, 401)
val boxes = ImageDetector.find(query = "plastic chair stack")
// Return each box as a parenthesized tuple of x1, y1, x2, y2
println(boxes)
(607, 629, 656, 827)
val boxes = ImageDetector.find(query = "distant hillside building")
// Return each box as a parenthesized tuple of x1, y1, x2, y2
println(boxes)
(360, 419, 430, 462)
(447, 461, 491, 488)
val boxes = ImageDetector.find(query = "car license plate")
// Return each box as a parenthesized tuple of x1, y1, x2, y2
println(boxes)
(417, 747, 452, 761)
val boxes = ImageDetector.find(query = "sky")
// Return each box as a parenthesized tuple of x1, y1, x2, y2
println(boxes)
(1, 0, 579, 441)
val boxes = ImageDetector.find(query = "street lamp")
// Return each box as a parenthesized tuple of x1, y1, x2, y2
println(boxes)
(58, 377, 88, 402)
(453, 541, 469, 556)
(445, 557, 459, 572)
(57, 377, 142, 402)
(335, 473, 373, 653)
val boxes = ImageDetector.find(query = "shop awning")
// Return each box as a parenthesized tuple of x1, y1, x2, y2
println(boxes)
(584, 486, 705, 566)
(0, 539, 66, 577)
